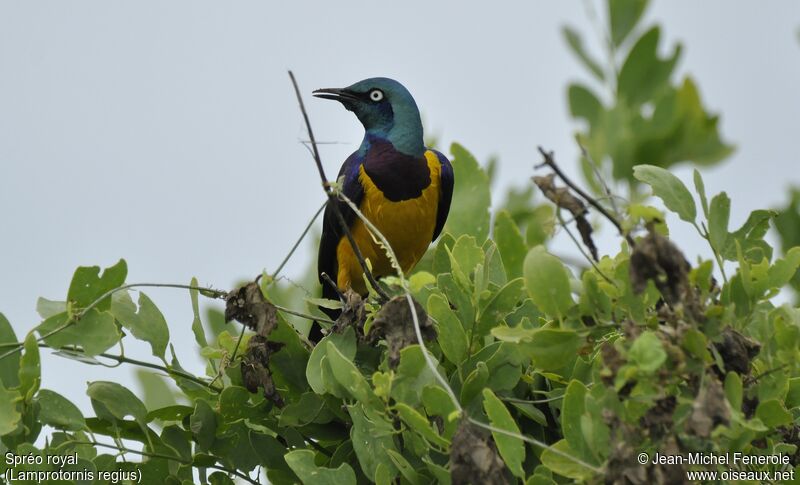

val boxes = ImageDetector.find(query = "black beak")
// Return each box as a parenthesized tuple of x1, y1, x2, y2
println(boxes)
(312, 87, 360, 103)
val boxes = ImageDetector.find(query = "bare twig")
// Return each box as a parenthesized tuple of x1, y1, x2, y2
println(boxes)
(576, 136, 621, 217)
(259, 201, 326, 283)
(556, 210, 616, 287)
(534, 173, 599, 261)
(536, 146, 635, 248)
(287, 70, 389, 303)
(40, 344, 223, 392)
(273, 304, 336, 325)
(320, 272, 345, 302)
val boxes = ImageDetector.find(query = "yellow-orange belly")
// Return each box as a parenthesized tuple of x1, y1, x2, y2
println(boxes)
(336, 150, 442, 294)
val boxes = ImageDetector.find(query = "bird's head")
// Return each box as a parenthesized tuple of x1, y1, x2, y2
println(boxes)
(313, 77, 424, 156)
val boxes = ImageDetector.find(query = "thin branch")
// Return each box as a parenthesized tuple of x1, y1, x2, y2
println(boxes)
(536, 146, 635, 248)
(501, 394, 564, 405)
(260, 201, 326, 283)
(47, 344, 222, 392)
(576, 136, 620, 217)
(226, 325, 247, 377)
(67, 440, 260, 485)
(287, 70, 390, 303)
(556, 210, 616, 287)
(320, 272, 345, 302)
(273, 304, 336, 325)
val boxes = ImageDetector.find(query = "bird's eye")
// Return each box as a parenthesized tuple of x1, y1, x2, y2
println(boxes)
(369, 89, 384, 102)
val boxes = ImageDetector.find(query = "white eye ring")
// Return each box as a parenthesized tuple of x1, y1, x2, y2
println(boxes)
(369, 89, 384, 102)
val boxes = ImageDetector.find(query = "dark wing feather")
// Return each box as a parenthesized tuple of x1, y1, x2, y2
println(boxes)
(317, 151, 365, 315)
(431, 149, 454, 241)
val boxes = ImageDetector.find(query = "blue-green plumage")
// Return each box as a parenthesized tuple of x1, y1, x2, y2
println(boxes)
(311, 78, 454, 341)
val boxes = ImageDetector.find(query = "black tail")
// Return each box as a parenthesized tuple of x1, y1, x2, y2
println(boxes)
(308, 283, 342, 343)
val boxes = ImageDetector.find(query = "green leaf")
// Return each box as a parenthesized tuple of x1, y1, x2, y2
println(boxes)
(618, 26, 681, 106)
(208, 472, 235, 485)
(720, 209, 775, 262)
(386, 449, 421, 485)
(449, 234, 485, 284)
(633, 164, 697, 223)
(756, 399, 792, 427)
(628, 331, 666, 373)
(87, 381, 149, 427)
(422, 385, 458, 421)
(477, 278, 525, 336)
(460, 362, 489, 404)
(666, 78, 735, 167)
(562, 27, 605, 80)
(18, 332, 40, 401)
(775, 187, 800, 255)
(523, 246, 574, 319)
(391, 346, 439, 407)
(36, 309, 121, 356)
(767, 247, 800, 290)
(285, 449, 357, 485)
(279, 392, 327, 427)
(190, 400, 217, 452)
(394, 403, 449, 448)
(189, 277, 208, 348)
(708, 192, 731, 252)
(36, 297, 66, 319)
(693, 169, 709, 219)
(568, 84, 604, 125)
(0, 313, 20, 388)
(306, 328, 356, 395)
(492, 327, 582, 371)
(326, 340, 377, 405)
(306, 297, 343, 310)
(482, 388, 525, 478)
(427, 294, 468, 365)
(35, 389, 85, 431)
(432, 234, 455, 275)
(161, 424, 191, 461)
(494, 210, 527, 279)
(67, 259, 127, 311)
(609, 0, 649, 46)
(146, 405, 194, 423)
(0, 383, 22, 435)
(579, 272, 612, 318)
(437, 273, 474, 330)
(681, 328, 709, 361)
(526, 205, 555, 247)
(561, 381, 597, 464)
(136, 369, 176, 411)
(724, 372, 743, 412)
(348, 403, 398, 481)
(540, 439, 596, 481)
(444, 143, 491, 242)
(110, 291, 170, 360)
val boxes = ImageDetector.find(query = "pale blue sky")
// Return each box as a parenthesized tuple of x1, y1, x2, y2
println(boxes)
(1, 1, 798, 410)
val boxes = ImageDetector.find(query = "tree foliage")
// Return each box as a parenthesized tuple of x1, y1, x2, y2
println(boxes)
(2, 1, 799, 484)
